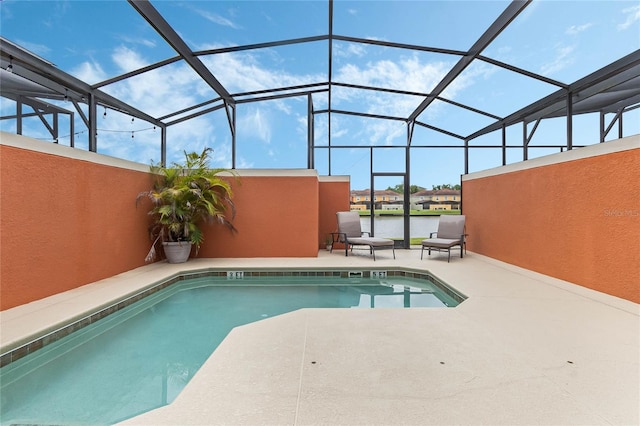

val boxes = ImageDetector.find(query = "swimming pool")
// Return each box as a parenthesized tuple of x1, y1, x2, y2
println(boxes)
(0, 270, 465, 425)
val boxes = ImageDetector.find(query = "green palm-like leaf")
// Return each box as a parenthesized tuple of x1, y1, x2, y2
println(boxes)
(136, 148, 238, 262)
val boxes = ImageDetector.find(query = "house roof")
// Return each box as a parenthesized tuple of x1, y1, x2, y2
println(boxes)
(350, 189, 402, 197)
(413, 189, 461, 197)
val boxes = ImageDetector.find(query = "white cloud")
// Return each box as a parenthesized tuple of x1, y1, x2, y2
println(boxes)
(14, 40, 51, 58)
(196, 9, 241, 29)
(199, 48, 325, 93)
(497, 45, 512, 55)
(332, 127, 349, 138)
(539, 44, 575, 76)
(333, 55, 450, 112)
(238, 107, 272, 144)
(54, 36, 473, 163)
(329, 54, 459, 144)
(63, 42, 331, 164)
(111, 46, 149, 73)
(333, 42, 367, 58)
(235, 156, 254, 169)
(117, 36, 157, 49)
(618, 4, 640, 30)
(70, 60, 108, 85)
(196, 47, 326, 116)
(103, 46, 212, 118)
(566, 23, 593, 35)
(64, 46, 222, 164)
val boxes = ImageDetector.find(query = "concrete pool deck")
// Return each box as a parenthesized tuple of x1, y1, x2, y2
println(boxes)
(1, 248, 638, 425)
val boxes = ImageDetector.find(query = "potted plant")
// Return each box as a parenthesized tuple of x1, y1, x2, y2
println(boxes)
(137, 148, 237, 263)
(325, 234, 333, 251)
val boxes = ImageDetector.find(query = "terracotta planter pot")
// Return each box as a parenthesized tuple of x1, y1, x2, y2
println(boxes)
(162, 242, 192, 264)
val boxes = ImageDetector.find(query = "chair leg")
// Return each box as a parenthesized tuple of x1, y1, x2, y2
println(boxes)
(421, 246, 424, 260)
(372, 247, 376, 261)
(392, 246, 395, 259)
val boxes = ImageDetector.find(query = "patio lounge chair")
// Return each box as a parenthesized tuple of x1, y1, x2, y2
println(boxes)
(331, 211, 395, 261)
(421, 215, 466, 262)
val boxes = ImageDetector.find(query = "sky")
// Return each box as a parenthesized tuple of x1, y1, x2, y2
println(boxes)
(1, 0, 639, 191)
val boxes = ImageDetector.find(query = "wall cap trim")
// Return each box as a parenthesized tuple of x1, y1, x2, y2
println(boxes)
(462, 135, 639, 181)
(0, 133, 340, 180)
(1, 131, 150, 172)
(319, 175, 350, 182)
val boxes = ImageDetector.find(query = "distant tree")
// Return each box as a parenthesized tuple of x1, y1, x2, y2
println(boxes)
(410, 185, 425, 194)
(386, 183, 425, 194)
(432, 184, 460, 190)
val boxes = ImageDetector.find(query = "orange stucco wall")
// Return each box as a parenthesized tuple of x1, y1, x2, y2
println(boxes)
(1, 135, 351, 310)
(1, 141, 152, 310)
(173, 173, 352, 258)
(318, 178, 351, 248)
(462, 138, 639, 303)
(198, 174, 321, 258)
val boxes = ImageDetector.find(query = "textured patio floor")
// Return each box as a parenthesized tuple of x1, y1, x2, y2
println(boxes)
(2, 248, 638, 425)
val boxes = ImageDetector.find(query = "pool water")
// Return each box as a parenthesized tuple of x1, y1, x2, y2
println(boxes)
(0, 275, 460, 425)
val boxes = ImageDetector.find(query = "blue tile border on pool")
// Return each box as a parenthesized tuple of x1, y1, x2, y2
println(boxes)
(0, 268, 466, 368)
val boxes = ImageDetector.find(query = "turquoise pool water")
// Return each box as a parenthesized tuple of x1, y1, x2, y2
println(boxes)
(0, 274, 461, 425)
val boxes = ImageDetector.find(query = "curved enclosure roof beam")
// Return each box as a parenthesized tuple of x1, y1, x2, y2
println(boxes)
(468, 50, 640, 141)
(408, 0, 532, 123)
(1, 0, 638, 162)
(128, 0, 233, 104)
(0, 37, 163, 127)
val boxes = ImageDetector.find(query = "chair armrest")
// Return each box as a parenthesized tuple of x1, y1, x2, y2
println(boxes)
(429, 232, 437, 238)
(361, 231, 371, 237)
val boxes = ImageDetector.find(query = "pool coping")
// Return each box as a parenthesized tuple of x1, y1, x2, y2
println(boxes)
(0, 266, 465, 367)
(1, 250, 638, 425)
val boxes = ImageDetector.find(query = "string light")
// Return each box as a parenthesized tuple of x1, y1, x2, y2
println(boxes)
(6, 56, 13, 73)
(103, 107, 107, 119)
(38, 126, 157, 142)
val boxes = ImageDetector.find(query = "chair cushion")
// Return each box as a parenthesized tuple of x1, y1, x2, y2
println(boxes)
(421, 238, 461, 249)
(437, 215, 465, 239)
(337, 211, 364, 238)
(348, 237, 394, 247)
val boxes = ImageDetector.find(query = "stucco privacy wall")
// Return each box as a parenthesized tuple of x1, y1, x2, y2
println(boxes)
(197, 170, 332, 259)
(462, 135, 640, 303)
(318, 176, 351, 248)
(1, 133, 152, 310)
(1, 133, 349, 310)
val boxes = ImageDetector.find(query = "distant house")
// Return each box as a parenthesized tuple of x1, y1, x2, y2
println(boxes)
(411, 189, 461, 210)
(350, 188, 460, 211)
(349, 189, 402, 210)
